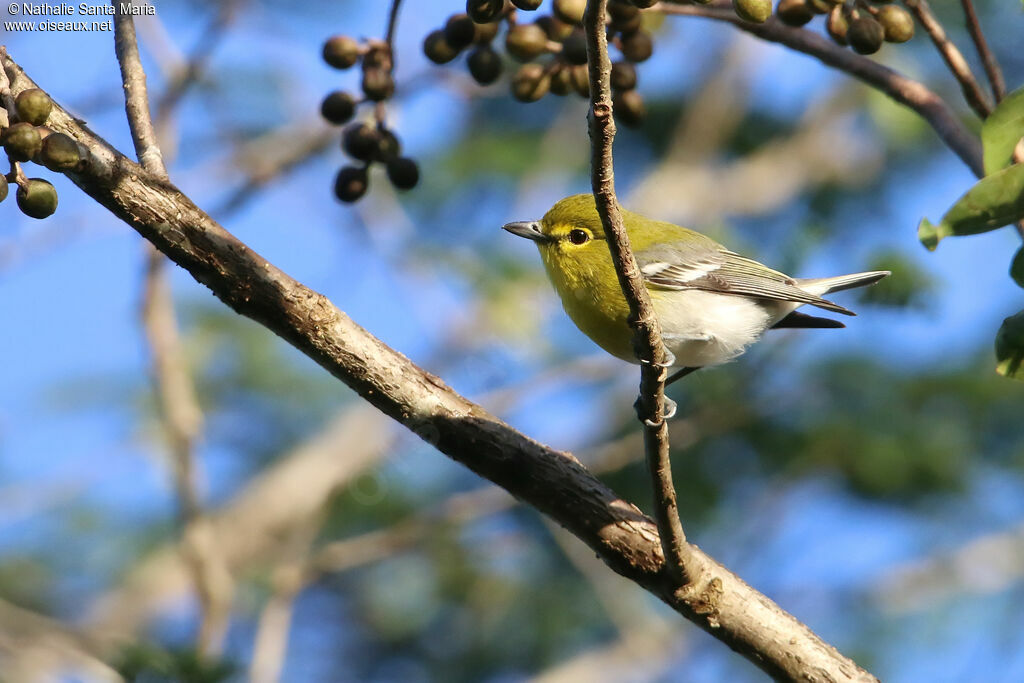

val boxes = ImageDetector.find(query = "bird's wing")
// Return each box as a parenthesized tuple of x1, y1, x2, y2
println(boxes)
(638, 246, 855, 316)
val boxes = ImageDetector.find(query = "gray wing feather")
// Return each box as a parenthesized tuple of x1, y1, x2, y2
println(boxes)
(638, 247, 855, 316)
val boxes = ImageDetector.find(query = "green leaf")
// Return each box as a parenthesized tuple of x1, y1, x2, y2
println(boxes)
(1012, 247, 1024, 289)
(982, 86, 1024, 175)
(996, 311, 1024, 380)
(918, 163, 1024, 249)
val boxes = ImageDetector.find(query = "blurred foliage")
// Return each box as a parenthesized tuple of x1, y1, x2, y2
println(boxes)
(113, 643, 235, 683)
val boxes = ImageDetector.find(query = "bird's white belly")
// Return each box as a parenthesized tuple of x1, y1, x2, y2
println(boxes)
(651, 290, 792, 367)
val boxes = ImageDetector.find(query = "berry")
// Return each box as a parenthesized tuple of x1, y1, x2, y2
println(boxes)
(322, 36, 360, 69)
(334, 165, 368, 203)
(467, 0, 504, 24)
(386, 157, 420, 190)
(553, 0, 587, 26)
(17, 178, 58, 219)
(445, 13, 477, 51)
(549, 64, 573, 96)
(537, 15, 574, 41)
(732, 0, 772, 23)
(620, 30, 653, 63)
(374, 128, 401, 161)
(342, 123, 379, 162)
(614, 89, 646, 127)
(877, 5, 914, 43)
(512, 63, 551, 102)
(776, 0, 814, 27)
(570, 64, 590, 97)
(610, 61, 637, 91)
(848, 14, 885, 54)
(2, 122, 42, 162)
(826, 5, 849, 45)
(15, 89, 52, 126)
(562, 30, 589, 66)
(361, 67, 395, 101)
(320, 91, 357, 125)
(424, 30, 459, 64)
(511, 0, 543, 10)
(39, 132, 81, 171)
(468, 45, 503, 85)
(505, 23, 549, 61)
(0, 175, 8, 203)
(473, 20, 501, 44)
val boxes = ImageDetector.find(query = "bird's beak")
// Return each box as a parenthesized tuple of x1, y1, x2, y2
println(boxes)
(502, 221, 549, 243)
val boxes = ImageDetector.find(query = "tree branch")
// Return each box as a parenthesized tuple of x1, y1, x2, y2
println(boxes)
(112, 7, 233, 657)
(1, 49, 876, 682)
(958, 0, 1005, 104)
(655, 1, 985, 177)
(901, 0, 992, 118)
(584, 0, 692, 587)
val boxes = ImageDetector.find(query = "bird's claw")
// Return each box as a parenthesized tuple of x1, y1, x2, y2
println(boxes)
(635, 396, 677, 425)
(639, 347, 676, 369)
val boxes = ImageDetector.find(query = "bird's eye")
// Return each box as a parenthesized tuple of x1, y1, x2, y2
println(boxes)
(568, 229, 590, 245)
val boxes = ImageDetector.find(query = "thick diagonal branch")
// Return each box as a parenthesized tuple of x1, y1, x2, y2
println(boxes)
(1, 49, 877, 682)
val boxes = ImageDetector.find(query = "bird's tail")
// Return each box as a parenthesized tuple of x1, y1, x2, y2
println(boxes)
(797, 270, 890, 297)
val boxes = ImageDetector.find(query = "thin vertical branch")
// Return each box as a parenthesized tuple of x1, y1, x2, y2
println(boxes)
(902, 0, 992, 118)
(958, 0, 1005, 103)
(583, 0, 693, 584)
(112, 3, 233, 658)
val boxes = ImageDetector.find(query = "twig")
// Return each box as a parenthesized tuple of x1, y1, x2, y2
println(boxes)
(655, 1, 984, 176)
(584, 0, 693, 585)
(959, 0, 1005, 103)
(112, 4, 233, 658)
(2, 49, 878, 681)
(901, 0, 992, 118)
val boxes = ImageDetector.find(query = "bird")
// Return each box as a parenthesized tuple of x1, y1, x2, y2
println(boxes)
(503, 193, 889, 381)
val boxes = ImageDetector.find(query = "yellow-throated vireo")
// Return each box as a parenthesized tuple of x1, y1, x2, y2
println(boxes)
(504, 194, 889, 374)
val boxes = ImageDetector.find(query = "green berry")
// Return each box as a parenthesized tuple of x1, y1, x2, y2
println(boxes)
(322, 36, 360, 69)
(386, 157, 419, 190)
(570, 64, 590, 97)
(467, 0, 504, 24)
(0, 175, 8, 203)
(505, 23, 549, 61)
(826, 5, 849, 45)
(424, 30, 459, 64)
(2, 122, 42, 162)
(732, 0, 772, 23)
(553, 0, 587, 25)
(511, 63, 550, 102)
(39, 132, 81, 171)
(468, 45, 503, 85)
(334, 165, 368, 203)
(549, 64, 573, 96)
(15, 89, 52, 126)
(877, 5, 914, 43)
(537, 15, 574, 41)
(17, 178, 58, 219)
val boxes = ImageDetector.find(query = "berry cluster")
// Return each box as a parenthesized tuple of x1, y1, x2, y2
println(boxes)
(424, 0, 652, 127)
(321, 35, 420, 203)
(747, 0, 915, 55)
(0, 88, 84, 220)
